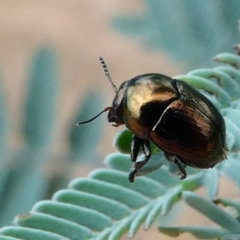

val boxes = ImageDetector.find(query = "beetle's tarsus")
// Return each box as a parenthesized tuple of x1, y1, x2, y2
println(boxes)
(174, 161, 187, 180)
(164, 153, 187, 180)
(129, 168, 137, 182)
(173, 158, 186, 180)
(129, 137, 152, 183)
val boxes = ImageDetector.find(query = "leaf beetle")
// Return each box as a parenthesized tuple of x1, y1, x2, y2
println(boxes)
(77, 57, 228, 182)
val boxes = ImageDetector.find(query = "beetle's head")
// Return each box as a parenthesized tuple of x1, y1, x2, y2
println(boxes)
(77, 56, 126, 127)
(107, 81, 129, 127)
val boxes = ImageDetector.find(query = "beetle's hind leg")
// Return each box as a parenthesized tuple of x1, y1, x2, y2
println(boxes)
(129, 136, 151, 182)
(164, 153, 186, 180)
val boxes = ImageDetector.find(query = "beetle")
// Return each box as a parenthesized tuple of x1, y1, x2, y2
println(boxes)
(77, 57, 228, 182)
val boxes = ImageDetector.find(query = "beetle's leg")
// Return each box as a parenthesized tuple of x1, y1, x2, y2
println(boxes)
(130, 135, 142, 162)
(129, 136, 151, 182)
(164, 153, 186, 180)
(129, 135, 142, 182)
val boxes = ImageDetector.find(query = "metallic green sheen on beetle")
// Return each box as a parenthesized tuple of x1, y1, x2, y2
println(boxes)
(77, 58, 228, 182)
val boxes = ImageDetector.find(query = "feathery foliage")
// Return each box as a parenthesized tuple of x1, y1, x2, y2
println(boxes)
(0, 48, 106, 227)
(0, 46, 240, 239)
(112, 0, 240, 69)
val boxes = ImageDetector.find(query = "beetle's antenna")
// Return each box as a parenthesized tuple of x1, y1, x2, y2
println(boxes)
(99, 56, 117, 93)
(76, 107, 112, 126)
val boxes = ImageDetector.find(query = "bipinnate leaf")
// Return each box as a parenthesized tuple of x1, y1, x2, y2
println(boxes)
(69, 91, 105, 162)
(183, 192, 240, 233)
(1, 41, 240, 240)
(215, 198, 240, 215)
(15, 212, 91, 240)
(202, 168, 219, 200)
(159, 226, 225, 239)
(112, 1, 240, 69)
(23, 48, 58, 149)
(214, 53, 240, 68)
(0, 47, 58, 226)
(0, 226, 69, 240)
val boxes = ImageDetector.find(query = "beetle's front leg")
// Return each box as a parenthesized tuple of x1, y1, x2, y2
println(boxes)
(164, 152, 186, 179)
(129, 135, 151, 182)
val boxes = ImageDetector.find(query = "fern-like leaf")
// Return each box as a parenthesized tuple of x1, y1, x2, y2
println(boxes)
(1, 46, 240, 239)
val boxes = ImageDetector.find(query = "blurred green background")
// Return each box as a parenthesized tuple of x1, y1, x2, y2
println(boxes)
(0, 1, 239, 239)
